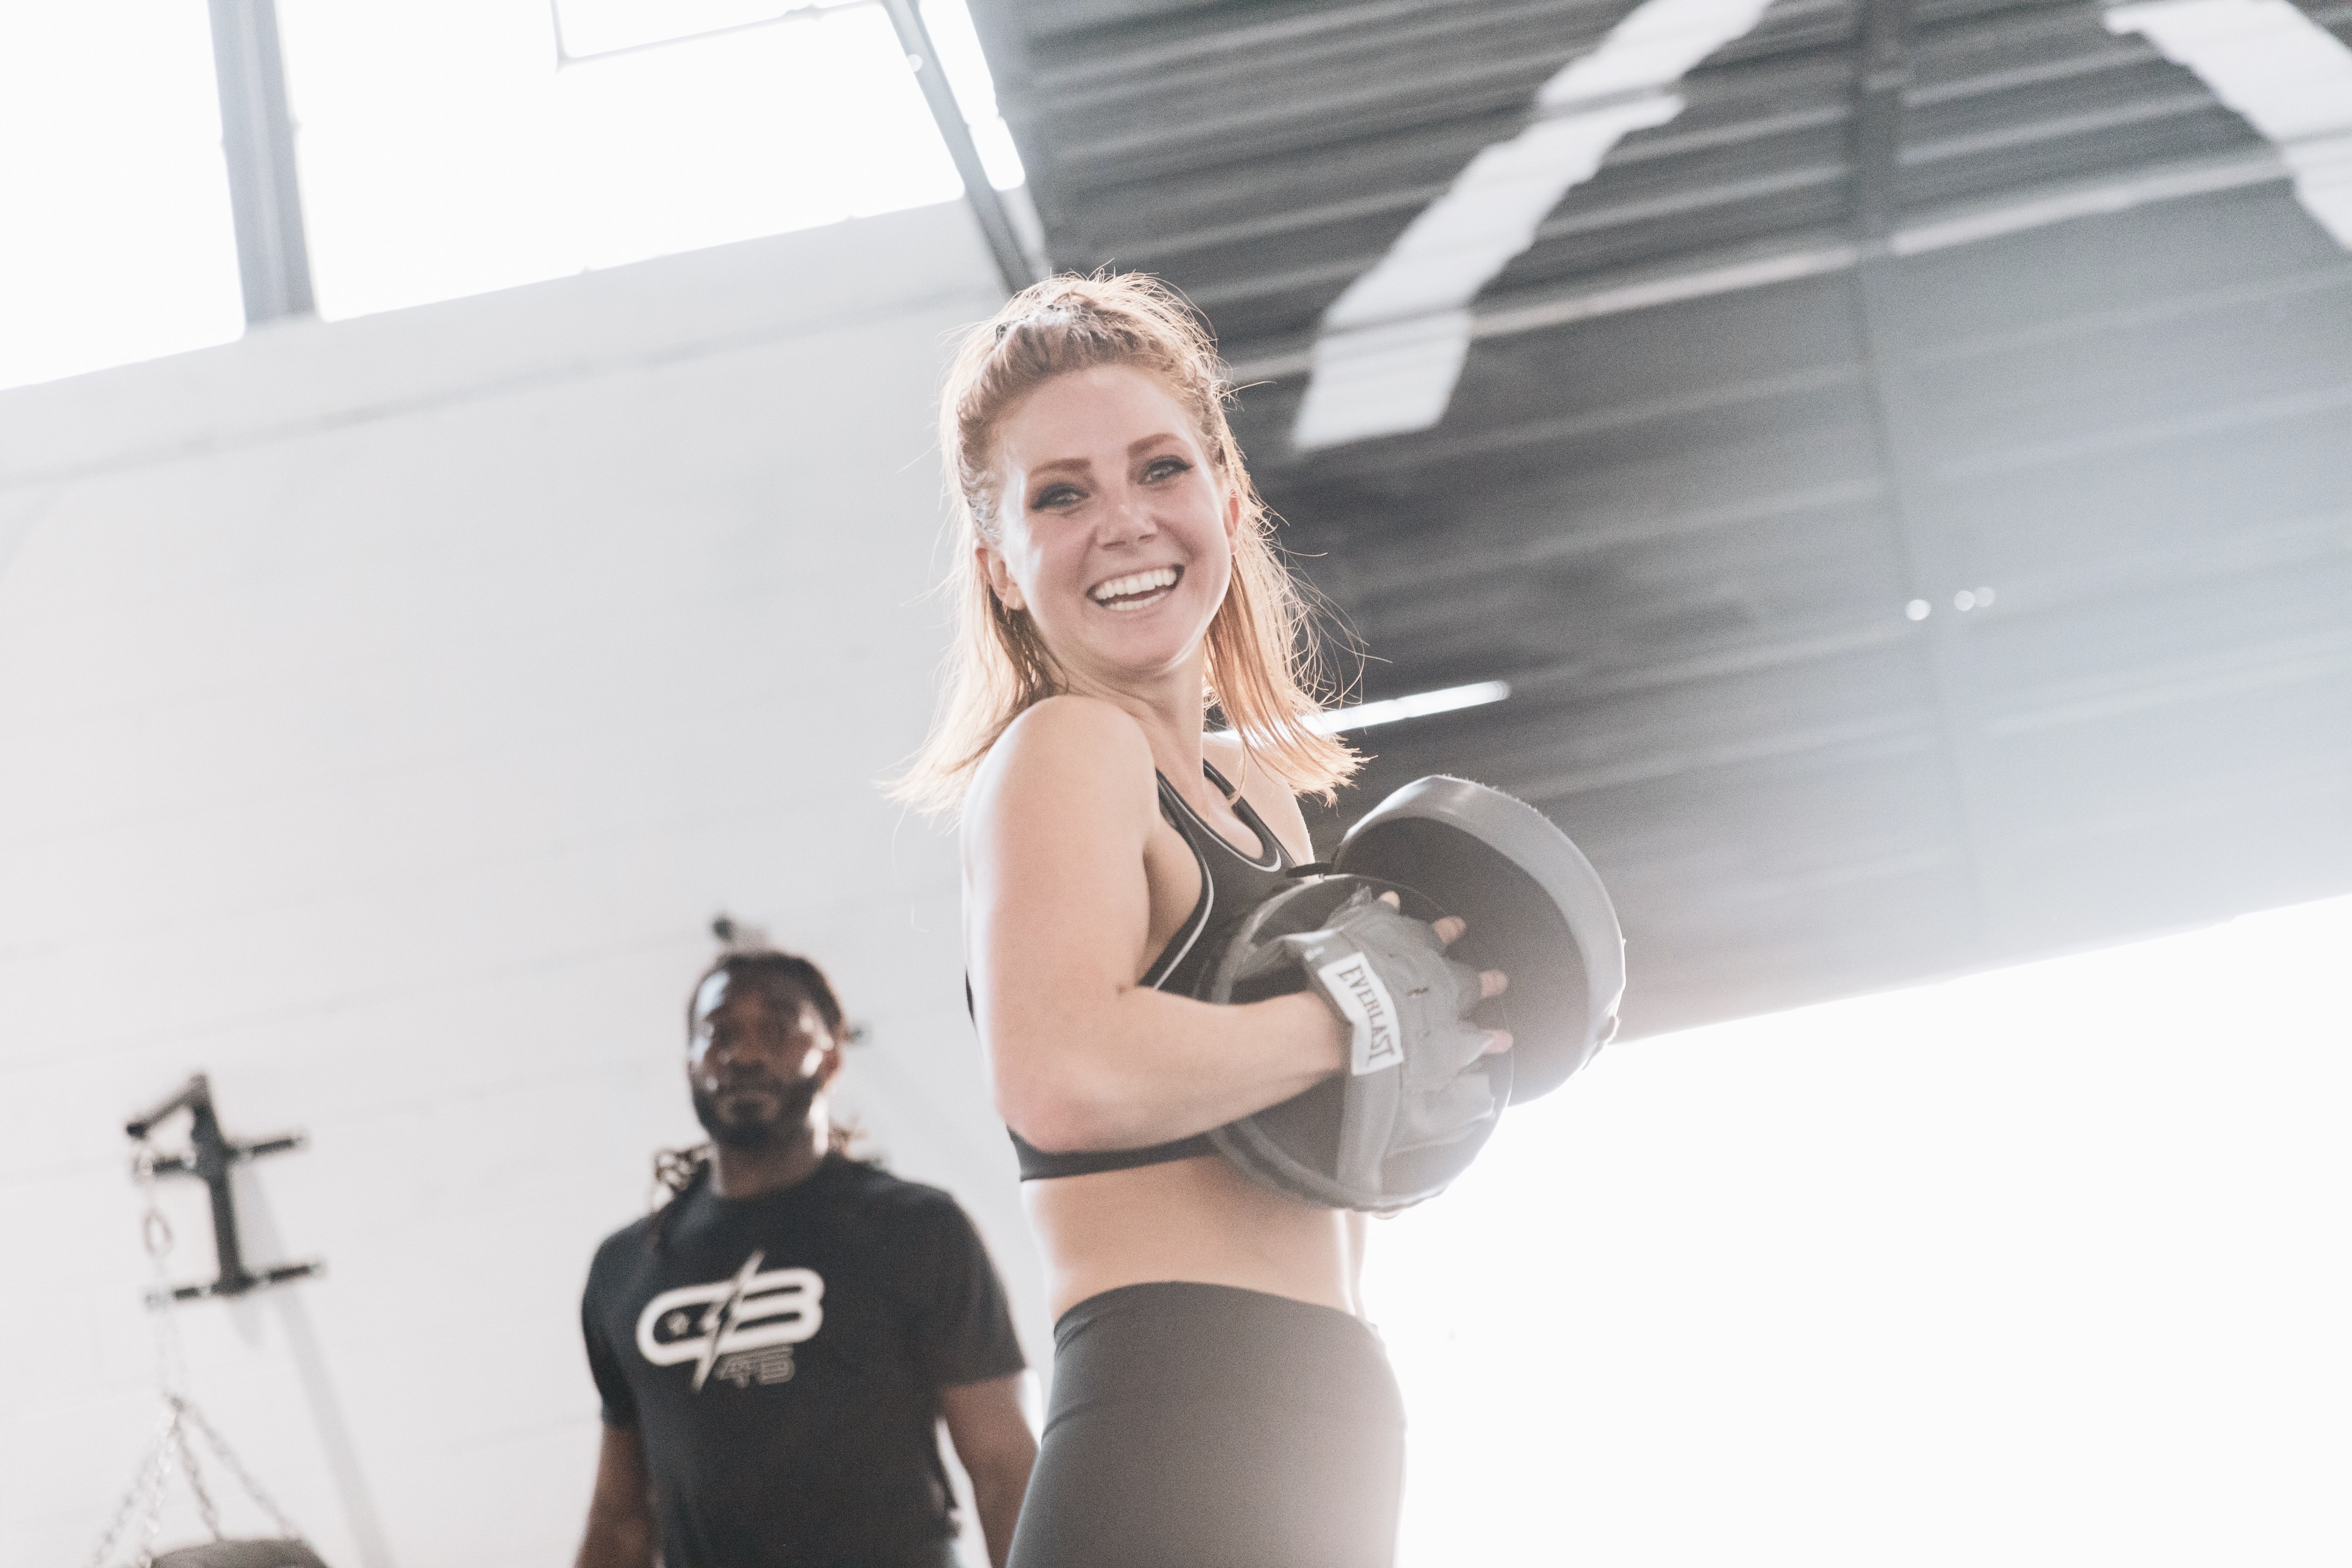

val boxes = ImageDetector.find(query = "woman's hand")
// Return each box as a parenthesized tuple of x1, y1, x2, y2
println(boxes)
(1412, 898, 1512, 1056)
(1269, 889, 1509, 1075)
(1393, 902, 1512, 1157)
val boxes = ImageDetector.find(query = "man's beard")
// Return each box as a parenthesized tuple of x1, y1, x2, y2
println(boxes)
(691, 1073, 822, 1151)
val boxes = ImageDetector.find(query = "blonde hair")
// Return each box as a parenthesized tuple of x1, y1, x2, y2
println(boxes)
(890, 273, 1358, 817)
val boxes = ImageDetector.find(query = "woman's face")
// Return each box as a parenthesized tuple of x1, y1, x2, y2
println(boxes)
(982, 363, 1239, 694)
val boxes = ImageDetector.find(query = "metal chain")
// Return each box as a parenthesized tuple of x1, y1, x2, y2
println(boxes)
(132, 1439, 170, 1567)
(84, 1424, 168, 1568)
(91, 1139, 311, 1566)
(89, 1149, 184, 1568)
(133, 1147, 191, 1399)
(134, 1144, 187, 1567)
(183, 1399, 304, 1542)
(169, 1398, 225, 1541)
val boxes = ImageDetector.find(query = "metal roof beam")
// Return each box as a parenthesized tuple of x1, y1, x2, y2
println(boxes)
(880, 0, 1044, 296)
(206, 0, 313, 323)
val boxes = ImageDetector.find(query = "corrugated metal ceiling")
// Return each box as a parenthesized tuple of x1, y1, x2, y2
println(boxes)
(973, 0, 2352, 1034)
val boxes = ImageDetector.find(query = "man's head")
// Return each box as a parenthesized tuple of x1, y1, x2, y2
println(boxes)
(684, 951, 846, 1152)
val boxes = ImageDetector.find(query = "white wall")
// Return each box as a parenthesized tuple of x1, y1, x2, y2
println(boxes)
(0, 201, 1039, 1567)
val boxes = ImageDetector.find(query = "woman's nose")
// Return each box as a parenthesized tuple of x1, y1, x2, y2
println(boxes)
(1098, 487, 1156, 544)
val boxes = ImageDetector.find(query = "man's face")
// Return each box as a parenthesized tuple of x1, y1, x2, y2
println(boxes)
(686, 971, 837, 1150)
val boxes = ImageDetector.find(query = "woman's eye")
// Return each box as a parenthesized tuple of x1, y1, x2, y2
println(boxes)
(1032, 485, 1082, 510)
(1143, 457, 1190, 482)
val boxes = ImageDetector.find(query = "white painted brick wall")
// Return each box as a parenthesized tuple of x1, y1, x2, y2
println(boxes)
(0, 200, 1041, 1568)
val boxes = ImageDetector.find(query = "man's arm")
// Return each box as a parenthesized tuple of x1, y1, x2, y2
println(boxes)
(940, 1374, 1037, 1568)
(575, 1423, 655, 1568)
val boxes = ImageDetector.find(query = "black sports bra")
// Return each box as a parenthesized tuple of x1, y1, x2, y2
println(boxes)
(999, 761, 1298, 1180)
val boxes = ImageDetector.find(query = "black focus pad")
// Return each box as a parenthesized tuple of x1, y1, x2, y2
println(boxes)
(1198, 874, 1511, 1213)
(1333, 776, 1624, 1105)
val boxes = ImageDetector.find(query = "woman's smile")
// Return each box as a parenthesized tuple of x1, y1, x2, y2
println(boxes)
(1088, 564, 1183, 612)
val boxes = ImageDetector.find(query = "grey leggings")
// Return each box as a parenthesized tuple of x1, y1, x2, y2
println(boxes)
(1007, 1282, 1406, 1568)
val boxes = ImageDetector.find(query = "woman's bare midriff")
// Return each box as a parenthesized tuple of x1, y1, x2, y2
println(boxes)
(1026, 1153, 1353, 1321)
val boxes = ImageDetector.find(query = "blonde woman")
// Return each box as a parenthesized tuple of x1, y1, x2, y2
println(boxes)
(897, 275, 1506, 1567)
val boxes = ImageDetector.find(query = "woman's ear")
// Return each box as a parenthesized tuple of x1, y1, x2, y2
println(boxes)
(1222, 481, 1243, 544)
(977, 542, 1026, 613)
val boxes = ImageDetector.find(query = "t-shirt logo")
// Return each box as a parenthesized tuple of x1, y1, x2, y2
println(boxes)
(634, 1250, 827, 1392)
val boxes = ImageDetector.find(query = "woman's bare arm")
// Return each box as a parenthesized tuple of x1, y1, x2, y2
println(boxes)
(967, 697, 1343, 1152)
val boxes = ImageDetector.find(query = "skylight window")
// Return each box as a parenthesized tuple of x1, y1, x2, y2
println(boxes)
(0, 0, 243, 393)
(276, 0, 1022, 320)
(553, 0, 865, 60)
(1, 0, 1028, 391)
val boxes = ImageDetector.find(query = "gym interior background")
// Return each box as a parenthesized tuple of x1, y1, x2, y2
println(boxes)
(3, 0, 2346, 1561)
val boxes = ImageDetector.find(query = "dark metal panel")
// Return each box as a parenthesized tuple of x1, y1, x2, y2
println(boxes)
(974, 0, 2352, 1034)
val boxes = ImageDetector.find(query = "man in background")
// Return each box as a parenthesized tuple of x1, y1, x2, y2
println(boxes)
(575, 948, 1034, 1568)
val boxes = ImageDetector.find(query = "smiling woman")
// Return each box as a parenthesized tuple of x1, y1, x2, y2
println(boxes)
(893, 274, 1355, 817)
(982, 373, 1235, 684)
(891, 275, 1512, 1568)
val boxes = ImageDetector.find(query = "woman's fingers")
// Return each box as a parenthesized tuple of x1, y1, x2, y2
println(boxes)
(1394, 901, 1512, 1014)
(1478, 969, 1510, 1050)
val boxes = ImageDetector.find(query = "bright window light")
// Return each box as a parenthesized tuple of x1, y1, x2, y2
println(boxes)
(914, 0, 1026, 190)
(1312, 680, 1512, 733)
(554, 0, 864, 60)
(275, 0, 1022, 321)
(0, 0, 1025, 387)
(1364, 892, 2352, 1566)
(0, 0, 242, 393)
(551, 0, 1021, 192)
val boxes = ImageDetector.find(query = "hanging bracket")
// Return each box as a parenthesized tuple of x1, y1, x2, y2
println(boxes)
(127, 1074, 323, 1308)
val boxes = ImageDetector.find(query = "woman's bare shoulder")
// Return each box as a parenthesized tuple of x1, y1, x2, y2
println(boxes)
(970, 696, 1158, 830)
(995, 694, 1155, 776)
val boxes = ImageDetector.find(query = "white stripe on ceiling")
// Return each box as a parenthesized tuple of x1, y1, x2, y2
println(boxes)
(2106, 0, 2352, 248)
(1289, 0, 1780, 453)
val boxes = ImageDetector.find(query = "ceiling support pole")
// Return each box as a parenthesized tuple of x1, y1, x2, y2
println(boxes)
(207, 0, 314, 323)
(880, 0, 1045, 298)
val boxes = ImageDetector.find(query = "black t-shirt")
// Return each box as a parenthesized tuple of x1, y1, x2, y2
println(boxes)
(581, 1157, 1026, 1568)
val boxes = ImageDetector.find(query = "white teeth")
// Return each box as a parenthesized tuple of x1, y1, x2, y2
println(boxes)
(1089, 567, 1179, 604)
